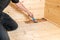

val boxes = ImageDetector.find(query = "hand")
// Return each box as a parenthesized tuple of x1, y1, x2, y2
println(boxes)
(33, 19, 38, 23)
(28, 13, 33, 18)
(32, 17, 38, 23)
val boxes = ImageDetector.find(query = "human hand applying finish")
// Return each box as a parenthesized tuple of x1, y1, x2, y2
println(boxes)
(15, 1, 38, 23)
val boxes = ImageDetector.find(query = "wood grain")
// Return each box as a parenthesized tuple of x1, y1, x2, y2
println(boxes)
(44, 0, 60, 26)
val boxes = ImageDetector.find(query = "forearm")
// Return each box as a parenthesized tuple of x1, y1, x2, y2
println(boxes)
(15, 2, 32, 16)
(15, 2, 37, 23)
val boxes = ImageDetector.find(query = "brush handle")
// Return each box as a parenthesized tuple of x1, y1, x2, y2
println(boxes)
(32, 17, 37, 23)
(32, 17, 35, 20)
(28, 14, 37, 23)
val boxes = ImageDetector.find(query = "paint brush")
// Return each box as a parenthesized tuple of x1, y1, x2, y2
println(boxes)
(32, 17, 38, 23)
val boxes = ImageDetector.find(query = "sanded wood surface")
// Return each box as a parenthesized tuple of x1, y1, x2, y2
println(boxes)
(44, 0, 60, 26)
(2, 0, 60, 40)
(8, 21, 60, 40)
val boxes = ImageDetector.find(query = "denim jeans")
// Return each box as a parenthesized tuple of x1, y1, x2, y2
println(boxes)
(0, 23, 10, 40)
(0, 12, 18, 40)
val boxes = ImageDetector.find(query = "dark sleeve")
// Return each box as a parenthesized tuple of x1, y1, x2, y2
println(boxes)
(11, 0, 19, 3)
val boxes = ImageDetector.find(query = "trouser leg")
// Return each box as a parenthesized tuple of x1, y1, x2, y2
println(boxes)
(0, 23, 10, 40)
(1, 12, 18, 31)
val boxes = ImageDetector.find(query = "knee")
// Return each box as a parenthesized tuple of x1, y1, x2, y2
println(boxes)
(8, 24, 18, 31)
(5, 23, 18, 31)
(12, 23, 18, 30)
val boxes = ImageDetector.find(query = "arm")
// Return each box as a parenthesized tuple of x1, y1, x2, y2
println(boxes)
(11, 0, 37, 22)
(15, 2, 33, 18)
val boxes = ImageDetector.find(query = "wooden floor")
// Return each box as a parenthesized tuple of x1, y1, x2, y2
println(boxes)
(8, 21, 60, 40)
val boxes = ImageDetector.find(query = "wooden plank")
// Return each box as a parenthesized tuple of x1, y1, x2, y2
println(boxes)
(44, 0, 60, 26)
